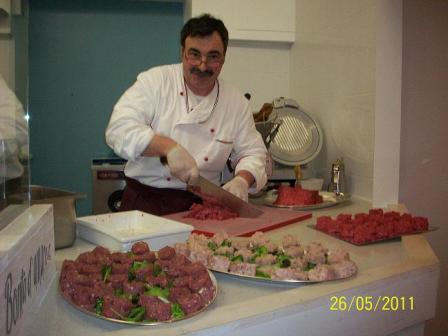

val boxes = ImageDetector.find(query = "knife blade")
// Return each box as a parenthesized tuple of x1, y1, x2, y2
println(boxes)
(188, 176, 263, 218)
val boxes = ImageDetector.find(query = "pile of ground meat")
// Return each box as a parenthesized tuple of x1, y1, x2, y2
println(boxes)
(59, 242, 216, 323)
(183, 201, 239, 220)
(274, 185, 323, 206)
(315, 208, 429, 245)
(174, 232, 357, 282)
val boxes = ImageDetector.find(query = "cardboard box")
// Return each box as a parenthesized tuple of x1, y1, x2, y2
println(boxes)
(0, 205, 55, 336)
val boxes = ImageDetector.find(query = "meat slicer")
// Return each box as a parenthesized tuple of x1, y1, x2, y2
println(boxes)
(265, 97, 323, 182)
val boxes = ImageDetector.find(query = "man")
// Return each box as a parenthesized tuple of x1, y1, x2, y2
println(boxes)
(106, 14, 267, 216)
(0, 74, 28, 211)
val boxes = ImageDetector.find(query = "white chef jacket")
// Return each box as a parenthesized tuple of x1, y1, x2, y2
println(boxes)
(0, 75, 28, 181)
(106, 63, 267, 192)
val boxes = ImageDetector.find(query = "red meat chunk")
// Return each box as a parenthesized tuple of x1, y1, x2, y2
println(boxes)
(274, 185, 323, 206)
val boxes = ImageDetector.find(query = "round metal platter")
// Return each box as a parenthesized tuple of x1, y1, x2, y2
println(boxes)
(209, 263, 357, 286)
(59, 270, 218, 326)
(263, 190, 350, 210)
(268, 99, 323, 166)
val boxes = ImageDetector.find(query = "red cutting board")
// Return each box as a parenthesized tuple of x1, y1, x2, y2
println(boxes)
(164, 205, 312, 237)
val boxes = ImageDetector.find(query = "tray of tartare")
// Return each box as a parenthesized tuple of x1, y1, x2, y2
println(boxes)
(310, 208, 437, 246)
(59, 242, 217, 325)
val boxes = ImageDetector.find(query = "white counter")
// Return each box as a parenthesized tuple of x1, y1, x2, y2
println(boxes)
(20, 198, 439, 336)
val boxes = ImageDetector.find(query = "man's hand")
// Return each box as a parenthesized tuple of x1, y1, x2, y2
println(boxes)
(223, 176, 249, 202)
(166, 144, 199, 184)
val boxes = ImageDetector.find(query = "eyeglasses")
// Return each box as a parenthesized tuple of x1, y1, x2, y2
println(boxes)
(185, 49, 224, 66)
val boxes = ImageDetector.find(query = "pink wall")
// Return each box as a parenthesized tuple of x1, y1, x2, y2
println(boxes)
(400, 1, 448, 334)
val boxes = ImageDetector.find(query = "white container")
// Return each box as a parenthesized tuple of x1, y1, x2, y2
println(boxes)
(76, 210, 194, 251)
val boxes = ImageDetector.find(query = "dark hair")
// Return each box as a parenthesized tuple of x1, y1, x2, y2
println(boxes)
(181, 14, 229, 54)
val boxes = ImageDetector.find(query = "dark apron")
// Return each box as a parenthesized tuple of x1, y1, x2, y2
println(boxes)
(120, 177, 202, 216)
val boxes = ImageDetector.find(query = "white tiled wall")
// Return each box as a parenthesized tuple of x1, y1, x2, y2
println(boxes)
(290, 0, 376, 200)
(219, 1, 377, 200)
(220, 41, 291, 112)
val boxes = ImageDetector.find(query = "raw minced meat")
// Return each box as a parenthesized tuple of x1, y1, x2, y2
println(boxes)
(183, 201, 239, 220)
(274, 185, 323, 206)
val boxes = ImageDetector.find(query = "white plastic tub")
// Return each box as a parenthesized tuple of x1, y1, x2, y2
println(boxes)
(77, 210, 194, 251)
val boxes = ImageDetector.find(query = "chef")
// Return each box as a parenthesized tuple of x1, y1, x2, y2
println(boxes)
(0, 74, 28, 209)
(106, 14, 267, 216)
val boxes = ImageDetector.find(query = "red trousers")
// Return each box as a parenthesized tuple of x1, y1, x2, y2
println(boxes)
(120, 177, 201, 216)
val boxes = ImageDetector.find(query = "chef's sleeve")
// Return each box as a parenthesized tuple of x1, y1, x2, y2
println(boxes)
(105, 72, 157, 161)
(231, 102, 268, 193)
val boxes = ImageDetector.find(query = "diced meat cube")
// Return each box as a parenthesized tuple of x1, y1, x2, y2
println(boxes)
(229, 262, 256, 276)
(231, 237, 250, 250)
(109, 273, 128, 289)
(249, 231, 269, 247)
(158, 246, 176, 260)
(272, 268, 308, 281)
(178, 293, 203, 314)
(139, 295, 171, 321)
(327, 249, 351, 264)
(307, 264, 336, 281)
(131, 241, 150, 255)
(234, 248, 254, 262)
(332, 260, 358, 279)
(174, 243, 191, 258)
(284, 245, 304, 258)
(112, 262, 130, 274)
(102, 295, 134, 319)
(281, 234, 299, 248)
(189, 249, 212, 267)
(291, 257, 307, 270)
(255, 254, 277, 266)
(215, 245, 234, 255)
(123, 280, 145, 295)
(304, 242, 328, 265)
(209, 255, 231, 272)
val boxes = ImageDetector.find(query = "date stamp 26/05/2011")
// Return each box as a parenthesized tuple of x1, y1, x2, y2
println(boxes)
(329, 296, 415, 312)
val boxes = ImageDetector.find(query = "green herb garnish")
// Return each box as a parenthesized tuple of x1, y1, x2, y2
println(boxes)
(276, 254, 291, 268)
(101, 265, 112, 282)
(125, 306, 146, 322)
(95, 297, 104, 314)
(171, 303, 185, 320)
(231, 255, 244, 262)
(128, 260, 149, 281)
(152, 263, 163, 277)
(145, 286, 169, 299)
(220, 239, 232, 247)
(304, 262, 316, 271)
(207, 241, 218, 251)
(253, 246, 268, 257)
(255, 269, 271, 279)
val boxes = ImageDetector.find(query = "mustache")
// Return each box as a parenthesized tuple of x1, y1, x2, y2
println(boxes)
(190, 67, 214, 77)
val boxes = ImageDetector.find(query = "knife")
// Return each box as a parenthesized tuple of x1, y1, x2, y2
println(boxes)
(159, 156, 262, 218)
(188, 175, 263, 218)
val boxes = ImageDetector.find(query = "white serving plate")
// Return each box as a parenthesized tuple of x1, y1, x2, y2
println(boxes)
(77, 210, 194, 251)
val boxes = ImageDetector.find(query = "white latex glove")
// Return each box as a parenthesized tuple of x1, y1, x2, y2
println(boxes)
(166, 144, 199, 184)
(223, 176, 249, 202)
